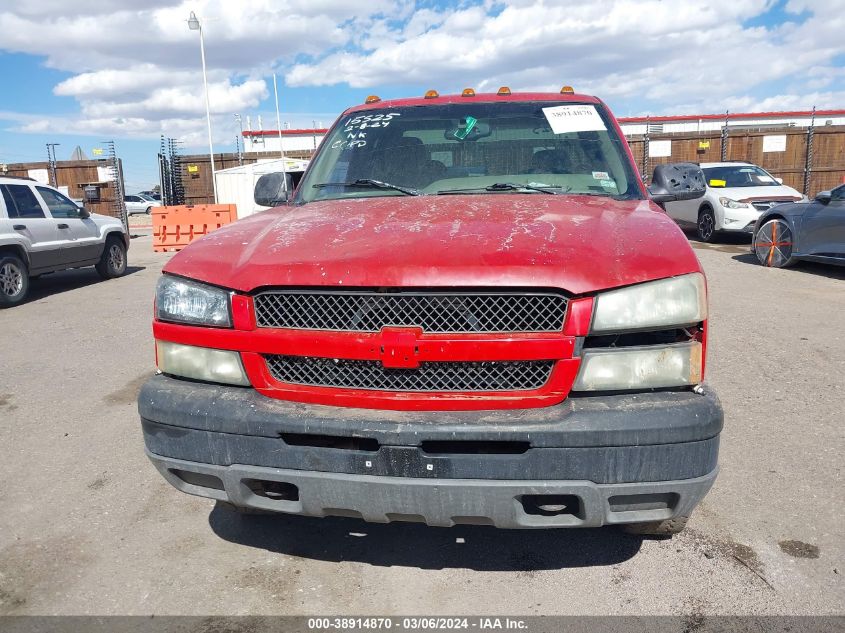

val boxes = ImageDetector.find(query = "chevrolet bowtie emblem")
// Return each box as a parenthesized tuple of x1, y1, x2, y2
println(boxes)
(379, 327, 422, 369)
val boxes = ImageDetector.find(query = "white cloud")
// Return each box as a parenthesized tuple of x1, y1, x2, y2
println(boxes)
(1, 0, 844, 149)
(287, 0, 845, 117)
(0, 0, 397, 144)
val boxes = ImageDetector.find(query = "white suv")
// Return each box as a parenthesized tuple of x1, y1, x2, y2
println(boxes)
(0, 176, 129, 307)
(664, 162, 804, 242)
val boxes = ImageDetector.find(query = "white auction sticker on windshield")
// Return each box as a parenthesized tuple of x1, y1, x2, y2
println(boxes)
(542, 105, 606, 134)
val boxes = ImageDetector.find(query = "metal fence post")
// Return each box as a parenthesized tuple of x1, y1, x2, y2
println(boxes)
(104, 141, 128, 230)
(720, 111, 729, 162)
(642, 116, 650, 183)
(46, 143, 60, 187)
(803, 106, 816, 196)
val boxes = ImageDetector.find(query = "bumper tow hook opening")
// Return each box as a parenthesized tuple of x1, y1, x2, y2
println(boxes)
(521, 494, 581, 517)
(245, 479, 300, 501)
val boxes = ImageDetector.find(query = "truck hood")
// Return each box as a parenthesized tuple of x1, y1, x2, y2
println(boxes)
(164, 194, 702, 295)
(716, 185, 803, 202)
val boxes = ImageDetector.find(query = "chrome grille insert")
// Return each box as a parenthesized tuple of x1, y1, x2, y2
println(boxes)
(264, 356, 555, 392)
(751, 201, 776, 212)
(254, 290, 568, 333)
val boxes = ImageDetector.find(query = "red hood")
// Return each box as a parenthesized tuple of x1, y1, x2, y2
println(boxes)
(164, 194, 701, 295)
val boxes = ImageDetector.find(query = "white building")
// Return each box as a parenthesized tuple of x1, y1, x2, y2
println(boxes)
(214, 158, 310, 219)
(617, 109, 845, 136)
(243, 128, 327, 154)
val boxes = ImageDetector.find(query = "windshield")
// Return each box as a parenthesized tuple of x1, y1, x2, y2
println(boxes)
(703, 165, 781, 188)
(296, 101, 642, 204)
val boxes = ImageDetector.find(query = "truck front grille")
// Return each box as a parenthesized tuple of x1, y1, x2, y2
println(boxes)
(264, 356, 555, 392)
(253, 290, 567, 333)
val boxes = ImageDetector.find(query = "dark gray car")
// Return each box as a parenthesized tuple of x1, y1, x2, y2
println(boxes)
(752, 183, 845, 267)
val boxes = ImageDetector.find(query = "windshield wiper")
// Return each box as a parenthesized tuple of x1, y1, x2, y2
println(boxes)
(312, 179, 422, 196)
(437, 182, 571, 195)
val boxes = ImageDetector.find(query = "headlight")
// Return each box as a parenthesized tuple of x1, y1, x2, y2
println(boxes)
(718, 197, 749, 209)
(156, 341, 250, 386)
(156, 275, 231, 327)
(572, 342, 702, 391)
(592, 273, 706, 333)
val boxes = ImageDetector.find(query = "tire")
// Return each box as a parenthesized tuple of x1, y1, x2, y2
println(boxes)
(0, 255, 29, 308)
(753, 218, 796, 268)
(95, 236, 128, 280)
(696, 207, 717, 242)
(622, 515, 689, 536)
(145, 207, 152, 214)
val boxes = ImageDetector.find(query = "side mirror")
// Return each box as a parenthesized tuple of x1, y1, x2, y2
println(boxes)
(77, 206, 90, 219)
(815, 190, 832, 204)
(648, 162, 706, 204)
(775, 177, 784, 184)
(254, 172, 294, 207)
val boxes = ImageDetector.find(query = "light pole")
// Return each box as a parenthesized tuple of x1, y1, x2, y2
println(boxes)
(188, 11, 217, 203)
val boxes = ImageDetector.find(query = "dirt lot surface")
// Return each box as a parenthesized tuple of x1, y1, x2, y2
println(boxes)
(0, 231, 842, 617)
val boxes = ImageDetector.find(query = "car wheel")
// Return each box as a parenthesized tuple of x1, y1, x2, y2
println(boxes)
(697, 207, 717, 242)
(754, 218, 795, 268)
(0, 255, 29, 308)
(95, 237, 128, 280)
(145, 207, 152, 214)
(621, 515, 689, 536)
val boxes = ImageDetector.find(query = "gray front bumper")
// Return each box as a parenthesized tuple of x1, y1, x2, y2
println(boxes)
(140, 374, 722, 528)
(148, 450, 718, 529)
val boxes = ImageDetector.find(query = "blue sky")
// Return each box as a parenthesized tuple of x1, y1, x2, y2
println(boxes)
(1, 0, 842, 191)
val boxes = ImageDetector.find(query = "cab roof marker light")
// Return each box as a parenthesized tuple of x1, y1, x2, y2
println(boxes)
(364, 95, 381, 104)
(424, 90, 439, 99)
(561, 86, 575, 94)
(497, 86, 511, 96)
(462, 88, 476, 97)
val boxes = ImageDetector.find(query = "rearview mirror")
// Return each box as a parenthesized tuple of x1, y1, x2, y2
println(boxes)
(445, 116, 492, 141)
(815, 190, 831, 204)
(648, 163, 706, 204)
(254, 172, 294, 207)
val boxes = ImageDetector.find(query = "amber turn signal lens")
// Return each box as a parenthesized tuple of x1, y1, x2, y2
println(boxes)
(424, 89, 439, 99)
(461, 88, 475, 97)
(560, 85, 575, 94)
(497, 86, 511, 95)
(364, 95, 381, 104)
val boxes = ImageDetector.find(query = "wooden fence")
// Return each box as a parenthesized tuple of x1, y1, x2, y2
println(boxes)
(627, 124, 845, 195)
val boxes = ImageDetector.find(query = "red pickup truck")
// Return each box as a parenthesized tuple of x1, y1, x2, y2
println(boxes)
(140, 89, 720, 535)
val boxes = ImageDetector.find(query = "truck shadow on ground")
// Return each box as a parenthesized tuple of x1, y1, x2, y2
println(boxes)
(24, 266, 145, 303)
(208, 505, 646, 571)
(730, 253, 845, 280)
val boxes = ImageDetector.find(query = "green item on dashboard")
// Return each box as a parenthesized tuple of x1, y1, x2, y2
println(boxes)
(454, 116, 478, 140)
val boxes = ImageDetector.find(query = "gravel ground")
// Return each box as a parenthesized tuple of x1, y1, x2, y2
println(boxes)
(0, 230, 842, 617)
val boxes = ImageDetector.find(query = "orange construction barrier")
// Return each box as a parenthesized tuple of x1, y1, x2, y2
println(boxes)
(152, 204, 236, 252)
